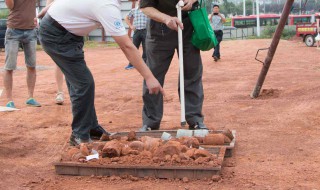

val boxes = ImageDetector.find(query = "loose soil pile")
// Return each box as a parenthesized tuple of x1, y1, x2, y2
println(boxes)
(61, 130, 233, 167)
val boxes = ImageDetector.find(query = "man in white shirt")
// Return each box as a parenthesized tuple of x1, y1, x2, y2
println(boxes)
(38, 0, 164, 146)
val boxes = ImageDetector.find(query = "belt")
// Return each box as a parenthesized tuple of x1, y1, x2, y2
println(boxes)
(46, 14, 67, 32)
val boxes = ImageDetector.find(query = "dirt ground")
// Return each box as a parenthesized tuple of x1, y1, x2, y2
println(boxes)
(0, 39, 319, 190)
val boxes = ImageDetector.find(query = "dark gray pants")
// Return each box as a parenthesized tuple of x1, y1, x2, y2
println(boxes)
(39, 15, 98, 140)
(213, 30, 223, 58)
(143, 17, 204, 129)
(129, 29, 147, 66)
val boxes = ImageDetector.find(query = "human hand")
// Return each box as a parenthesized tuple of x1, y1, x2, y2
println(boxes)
(146, 76, 165, 96)
(37, 6, 49, 19)
(164, 16, 184, 31)
(34, 18, 38, 27)
(181, 0, 197, 11)
(130, 26, 136, 31)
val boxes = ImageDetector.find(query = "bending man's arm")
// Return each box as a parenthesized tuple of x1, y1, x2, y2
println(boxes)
(5, 0, 14, 9)
(113, 35, 165, 95)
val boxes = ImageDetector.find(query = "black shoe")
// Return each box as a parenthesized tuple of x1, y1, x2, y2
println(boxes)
(90, 125, 110, 140)
(69, 134, 92, 146)
(189, 122, 209, 130)
(213, 56, 218, 62)
(139, 125, 159, 132)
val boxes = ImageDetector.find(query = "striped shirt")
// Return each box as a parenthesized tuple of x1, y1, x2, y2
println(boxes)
(127, 8, 148, 30)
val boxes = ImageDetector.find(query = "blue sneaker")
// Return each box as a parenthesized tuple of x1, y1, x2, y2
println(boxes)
(6, 101, 16, 108)
(125, 65, 134, 70)
(26, 98, 41, 107)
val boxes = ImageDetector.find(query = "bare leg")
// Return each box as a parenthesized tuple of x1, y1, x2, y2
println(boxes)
(3, 70, 13, 102)
(55, 65, 64, 93)
(26, 67, 36, 99)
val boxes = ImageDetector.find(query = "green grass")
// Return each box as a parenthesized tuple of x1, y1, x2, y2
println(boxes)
(35, 41, 119, 51)
(83, 41, 119, 48)
(0, 9, 9, 19)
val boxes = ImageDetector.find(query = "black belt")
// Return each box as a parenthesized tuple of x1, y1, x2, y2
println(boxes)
(46, 14, 67, 32)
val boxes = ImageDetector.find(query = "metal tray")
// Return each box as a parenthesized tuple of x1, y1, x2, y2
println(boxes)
(54, 147, 226, 179)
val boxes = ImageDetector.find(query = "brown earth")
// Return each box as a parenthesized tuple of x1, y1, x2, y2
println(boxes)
(0, 39, 320, 189)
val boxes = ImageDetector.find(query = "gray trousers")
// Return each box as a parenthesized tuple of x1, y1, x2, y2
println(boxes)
(129, 29, 147, 66)
(143, 17, 204, 129)
(39, 14, 98, 140)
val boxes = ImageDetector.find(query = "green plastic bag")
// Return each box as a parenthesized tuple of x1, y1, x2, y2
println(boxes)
(189, 0, 218, 51)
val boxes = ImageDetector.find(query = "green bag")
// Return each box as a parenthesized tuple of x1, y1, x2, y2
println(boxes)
(189, 0, 218, 51)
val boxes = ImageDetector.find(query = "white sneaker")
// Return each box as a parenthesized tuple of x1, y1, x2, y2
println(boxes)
(55, 92, 64, 105)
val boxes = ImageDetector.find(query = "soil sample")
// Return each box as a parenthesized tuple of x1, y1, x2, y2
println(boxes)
(141, 136, 161, 153)
(100, 133, 110, 141)
(127, 131, 136, 141)
(80, 143, 90, 156)
(222, 129, 234, 141)
(193, 149, 211, 159)
(203, 134, 225, 145)
(128, 141, 145, 152)
(102, 140, 123, 158)
(121, 145, 139, 156)
(153, 140, 183, 158)
(178, 137, 200, 148)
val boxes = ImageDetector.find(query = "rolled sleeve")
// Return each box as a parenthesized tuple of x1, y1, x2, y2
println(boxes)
(140, 0, 158, 9)
(127, 9, 134, 19)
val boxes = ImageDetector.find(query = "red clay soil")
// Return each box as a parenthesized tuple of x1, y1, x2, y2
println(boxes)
(0, 39, 320, 189)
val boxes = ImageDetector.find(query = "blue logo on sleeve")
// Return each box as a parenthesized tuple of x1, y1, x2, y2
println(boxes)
(114, 20, 124, 29)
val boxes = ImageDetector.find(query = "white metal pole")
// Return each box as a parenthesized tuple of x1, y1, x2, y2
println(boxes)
(256, 0, 260, 37)
(300, 0, 302, 15)
(176, 0, 186, 126)
(243, 0, 246, 16)
(252, 0, 255, 15)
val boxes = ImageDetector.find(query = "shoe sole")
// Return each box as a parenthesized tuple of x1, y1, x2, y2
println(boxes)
(56, 101, 64, 105)
(26, 104, 41, 107)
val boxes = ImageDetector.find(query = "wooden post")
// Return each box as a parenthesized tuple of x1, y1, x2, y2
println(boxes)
(251, 0, 295, 98)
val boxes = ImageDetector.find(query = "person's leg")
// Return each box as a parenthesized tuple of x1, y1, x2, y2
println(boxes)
(55, 66, 64, 93)
(141, 30, 147, 63)
(26, 67, 36, 99)
(181, 17, 205, 128)
(142, 21, 176, 130)
(3, 70, 13, 103)
(55, 66, 64, 104)
(23, 29, 40, 106)
(212, 30, 223, 60)
(217, 31, 223, 59)
(4, 28, 20, 106)
(40, 15, 96, 141)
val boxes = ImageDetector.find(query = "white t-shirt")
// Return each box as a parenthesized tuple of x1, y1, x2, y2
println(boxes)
(48, 0, 126, 37)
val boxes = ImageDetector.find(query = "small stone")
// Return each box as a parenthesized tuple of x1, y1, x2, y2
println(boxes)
(127, 131, 136, 141)
(165, 155, 172, 162)
(212, 175, 221, 182)
(80, 143, 90, 156)
(182, 177, 189, 183)
(160, 161, 165, 166)
(129, 175, 139, 181)
(100, 134, 110, 141)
